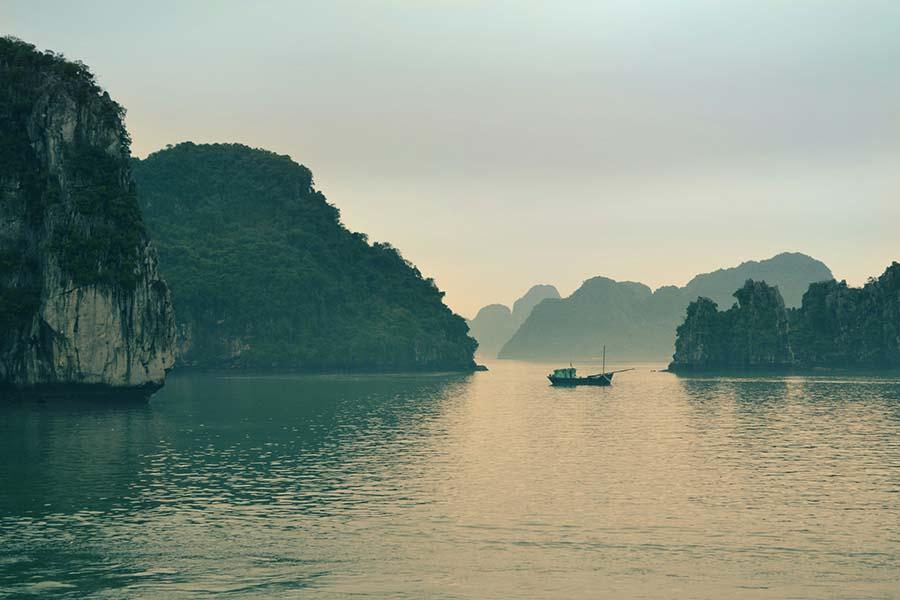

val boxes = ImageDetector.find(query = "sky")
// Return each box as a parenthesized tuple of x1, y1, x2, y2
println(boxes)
(4, 1, 899, 317)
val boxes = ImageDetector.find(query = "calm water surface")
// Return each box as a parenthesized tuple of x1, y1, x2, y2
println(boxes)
(1, 361, 899, 598)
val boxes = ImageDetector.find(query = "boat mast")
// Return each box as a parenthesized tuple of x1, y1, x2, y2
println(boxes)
(602, 344, 606, 374)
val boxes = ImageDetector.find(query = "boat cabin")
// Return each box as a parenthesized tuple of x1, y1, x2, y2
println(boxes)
(552, 367, 578, 379)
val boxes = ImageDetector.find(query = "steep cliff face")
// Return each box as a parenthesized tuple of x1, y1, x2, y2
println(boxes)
(0, 37, 175, 390)
(670, 265, 900, 371)
(669, 297, 724, 368)
(791, 263, 900, 367)
(133, 142, 476, 372)
(670, 280, 793, 370)
(729, 280, 794, 366)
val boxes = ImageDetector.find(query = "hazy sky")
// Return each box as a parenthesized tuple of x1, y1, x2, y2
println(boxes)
(4, 1, 899, 317)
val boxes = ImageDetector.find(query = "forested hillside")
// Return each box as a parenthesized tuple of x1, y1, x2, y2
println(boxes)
(133, 142, 476, 371)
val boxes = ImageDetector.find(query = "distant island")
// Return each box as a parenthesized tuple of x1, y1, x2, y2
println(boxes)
(467, 285, 560, 358)
(0, 37, 176, 393)
(133, 142, 477, 372)
(491, 253, 833, 362)
(669, 262, 900, 371)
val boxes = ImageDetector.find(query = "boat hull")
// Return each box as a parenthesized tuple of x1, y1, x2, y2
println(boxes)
(548, 373, 613, 386)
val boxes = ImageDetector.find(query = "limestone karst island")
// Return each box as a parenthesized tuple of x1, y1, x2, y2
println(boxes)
(0, 38, 175, 393)
(2, 4, 900, 597)
(1, 37, 475, 396)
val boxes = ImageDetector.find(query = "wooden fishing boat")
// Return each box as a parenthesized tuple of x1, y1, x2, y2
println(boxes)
(547, 346, 633, 387)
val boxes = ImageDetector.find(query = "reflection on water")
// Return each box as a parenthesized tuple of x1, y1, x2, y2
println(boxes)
(1, 364, 899, 598)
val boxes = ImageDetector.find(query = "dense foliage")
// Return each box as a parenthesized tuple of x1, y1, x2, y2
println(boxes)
(0, 37, 147, 329)
(671, 280, 792, 369)
(670, 263, 900, 370)
(790, 264, 900, 367)
(0, 37, 108, 172)
(133, 142, 476, 371)
(52, 144, 145, 287)
(0, 37, 144, 283)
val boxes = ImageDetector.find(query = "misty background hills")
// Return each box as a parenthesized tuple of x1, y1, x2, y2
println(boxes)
(467, 285, 560, 358)
(470, 253, 833, 361)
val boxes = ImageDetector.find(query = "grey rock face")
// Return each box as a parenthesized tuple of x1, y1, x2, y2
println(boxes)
(0, 38, 175, 390)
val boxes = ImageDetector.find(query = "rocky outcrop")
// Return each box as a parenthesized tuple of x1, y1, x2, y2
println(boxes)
(670, 280, 793, 370)
(667, 297, 724, 368)
(670, 264, 900, 371)
(790, 262, 900, 367)
(0, 37, 175, 391)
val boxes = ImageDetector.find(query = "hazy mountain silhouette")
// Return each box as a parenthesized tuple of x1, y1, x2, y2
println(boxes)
(513, 285, 561, 325)
(468, 305, 516, 359)
(678, 253, 834, 308)
(498, 253, 832, 362)
(468, 285, 560, 357)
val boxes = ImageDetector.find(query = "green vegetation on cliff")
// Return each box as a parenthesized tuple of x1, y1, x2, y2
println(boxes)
(790, 265, 900, 367)
(671, 280, 793, 369)
(0, 36, 175, 389)
(670, 263, 900, 370)
(133, 142, 476, 371)
(0, 36, 145, 292)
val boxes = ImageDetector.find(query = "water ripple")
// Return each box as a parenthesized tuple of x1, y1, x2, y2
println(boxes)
(0, 365, 898, 598)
